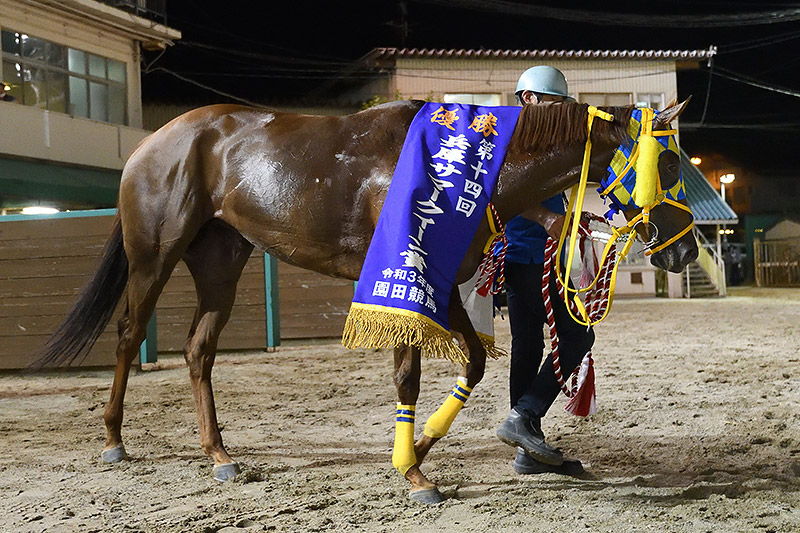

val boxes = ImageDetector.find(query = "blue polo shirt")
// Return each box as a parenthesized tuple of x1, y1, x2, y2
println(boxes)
(502, 194, 566, 265)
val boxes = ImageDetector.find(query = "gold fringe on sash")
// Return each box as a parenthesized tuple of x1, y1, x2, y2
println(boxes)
(476, 331, 508, 360)
(342, 303, 468, 364)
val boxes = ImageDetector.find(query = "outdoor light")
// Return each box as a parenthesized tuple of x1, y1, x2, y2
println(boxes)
(21, 206, 59, 215)
(720, 173, 735, 184)
(690, 156, 702, 165)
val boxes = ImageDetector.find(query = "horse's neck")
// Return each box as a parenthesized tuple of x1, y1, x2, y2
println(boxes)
(493, 141, 617, 224)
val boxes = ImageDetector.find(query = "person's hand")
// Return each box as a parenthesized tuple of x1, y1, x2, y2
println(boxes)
(520, 206, 570, 240)
(543, 214, 566, 240)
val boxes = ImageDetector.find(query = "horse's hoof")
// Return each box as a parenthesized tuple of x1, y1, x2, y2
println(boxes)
(101, 444, 127, 463)
(212, 462, 241, 482)
(409, 487, 446, 504)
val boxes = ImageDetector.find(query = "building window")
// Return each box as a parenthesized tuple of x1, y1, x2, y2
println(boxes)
(579, 92, 632, 107)
(1, 29, 127, 125)
(635, 92, 665, 110)
(443, 93, 503, 106)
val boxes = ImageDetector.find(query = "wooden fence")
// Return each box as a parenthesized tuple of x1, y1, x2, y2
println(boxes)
(754, 238, 800, 287)
(0, 211, 353, 369)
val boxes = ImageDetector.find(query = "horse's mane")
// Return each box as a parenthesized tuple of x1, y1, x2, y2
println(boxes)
(509, 103, 634, 153)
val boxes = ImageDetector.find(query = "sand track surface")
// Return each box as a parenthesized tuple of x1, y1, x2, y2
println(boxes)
(1, 286, 800, 532)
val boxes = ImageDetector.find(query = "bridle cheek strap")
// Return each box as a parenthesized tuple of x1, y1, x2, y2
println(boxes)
(643, 198, 694, 256)
(553, 106, 693, 327)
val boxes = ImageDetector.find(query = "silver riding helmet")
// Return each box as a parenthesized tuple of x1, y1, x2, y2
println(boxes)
(515, 65, 571, 103)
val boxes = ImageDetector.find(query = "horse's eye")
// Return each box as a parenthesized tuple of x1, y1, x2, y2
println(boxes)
(661, 171, 679, 189)
(659, 152, 680, 189)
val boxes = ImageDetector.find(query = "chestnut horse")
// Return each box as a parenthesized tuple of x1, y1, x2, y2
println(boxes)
(34, 100, 696, 503)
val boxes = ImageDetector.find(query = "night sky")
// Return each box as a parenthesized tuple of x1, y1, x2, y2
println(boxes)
(141, 1, 800, 177)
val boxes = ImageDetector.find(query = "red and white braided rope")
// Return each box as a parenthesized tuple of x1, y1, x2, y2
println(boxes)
(542, 221, 617, 397)
(475, 203, 507, 296)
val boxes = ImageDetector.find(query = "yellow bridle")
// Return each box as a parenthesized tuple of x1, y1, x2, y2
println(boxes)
(553, 106, 694, 326)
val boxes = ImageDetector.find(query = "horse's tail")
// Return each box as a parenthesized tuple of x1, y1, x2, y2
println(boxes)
(28, 216, 129, 370)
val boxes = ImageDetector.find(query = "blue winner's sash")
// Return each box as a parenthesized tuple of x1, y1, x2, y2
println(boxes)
(342, 102, 521, 363)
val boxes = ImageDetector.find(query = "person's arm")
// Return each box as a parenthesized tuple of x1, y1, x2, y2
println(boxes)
(519, 205, 565, 240)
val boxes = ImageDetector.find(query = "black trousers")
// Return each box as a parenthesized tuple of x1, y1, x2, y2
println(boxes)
(505, 261, 595, 419)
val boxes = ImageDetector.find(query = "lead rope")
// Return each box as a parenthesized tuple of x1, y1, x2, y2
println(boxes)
(542, 219, 618, 416)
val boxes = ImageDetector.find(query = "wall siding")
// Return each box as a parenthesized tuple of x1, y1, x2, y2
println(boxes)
(392, 58, 677, 99)
(0, 215, 354, 369)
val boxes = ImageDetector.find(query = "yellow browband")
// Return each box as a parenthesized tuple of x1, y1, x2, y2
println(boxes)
(553, 106, 693, 326)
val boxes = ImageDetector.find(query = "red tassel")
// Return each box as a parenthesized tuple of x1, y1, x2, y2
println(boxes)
(564, 353, 596, 417)
(476, 274, 493, 297)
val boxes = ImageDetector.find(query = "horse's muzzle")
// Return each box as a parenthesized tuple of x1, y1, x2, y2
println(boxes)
(650, 240, 698, 273)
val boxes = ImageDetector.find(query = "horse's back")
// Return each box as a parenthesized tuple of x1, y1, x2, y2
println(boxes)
(213, 101, 422, 275)
(119, 101, 424, 279)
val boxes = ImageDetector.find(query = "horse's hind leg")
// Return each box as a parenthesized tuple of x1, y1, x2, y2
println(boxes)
(101, 300, 139, 462)
(181, 221, 254, 481)
(102, 247, 187, 462)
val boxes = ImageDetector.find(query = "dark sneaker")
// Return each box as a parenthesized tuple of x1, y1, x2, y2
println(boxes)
(496, 408, 564, 466)
(513, 447, 584, 476)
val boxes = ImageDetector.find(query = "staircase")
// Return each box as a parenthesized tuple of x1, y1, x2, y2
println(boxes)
(683, 261, 720, 297)
(683, 228, 726, 298)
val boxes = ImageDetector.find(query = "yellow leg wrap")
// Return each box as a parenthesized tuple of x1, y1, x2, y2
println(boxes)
(392, 403, 417, 475)
(423, 377, 473, 439)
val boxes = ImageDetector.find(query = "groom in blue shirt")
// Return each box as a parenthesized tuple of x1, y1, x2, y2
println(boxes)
(495, 66, 595, 475)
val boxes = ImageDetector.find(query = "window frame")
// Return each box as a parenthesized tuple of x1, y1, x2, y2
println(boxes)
(578, 92, 633, 107)
(635, 92, 666, 111)
(1, 28, 128, 125)
(443, 93, 503, 106)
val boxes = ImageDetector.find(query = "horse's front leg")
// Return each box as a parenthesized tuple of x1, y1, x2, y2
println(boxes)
(414, 289, 486, 470)
(392, 344, 445, 504)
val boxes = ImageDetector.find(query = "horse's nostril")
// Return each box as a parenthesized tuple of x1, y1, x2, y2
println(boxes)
(681, 245, 699, 266)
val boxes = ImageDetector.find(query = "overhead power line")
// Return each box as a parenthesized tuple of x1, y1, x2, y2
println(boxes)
(178, 41, 353, 67)
(721, 28, 800, 53)
(144, 67, 266, 107)
(680, 122, 800, 131)
(412, 0, 800, 27)
(711, 66, 800, 98)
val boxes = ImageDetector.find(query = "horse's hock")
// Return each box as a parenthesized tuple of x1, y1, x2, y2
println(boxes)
(0, 212, 354, 369)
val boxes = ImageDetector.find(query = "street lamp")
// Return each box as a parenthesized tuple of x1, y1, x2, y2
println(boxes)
(719, 173, 735, 203)
(690, 156, 702, 165)
(718, 173, 735, 245)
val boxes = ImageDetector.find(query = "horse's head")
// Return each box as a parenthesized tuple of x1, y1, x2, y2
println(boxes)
(598, 99, 698, 273)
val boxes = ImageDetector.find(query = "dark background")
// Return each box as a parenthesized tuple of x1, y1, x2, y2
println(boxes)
(141, 1, 800, 177)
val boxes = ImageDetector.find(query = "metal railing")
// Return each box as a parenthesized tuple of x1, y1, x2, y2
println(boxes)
(686, 227, 726, 297)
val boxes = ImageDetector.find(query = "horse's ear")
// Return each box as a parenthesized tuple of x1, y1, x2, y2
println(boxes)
(664, 97, 678, 109)
(655, 96, 692, 127)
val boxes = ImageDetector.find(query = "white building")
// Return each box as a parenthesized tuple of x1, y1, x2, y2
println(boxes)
(0, 0, 180, 211)
(357, 47, 716, 111)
